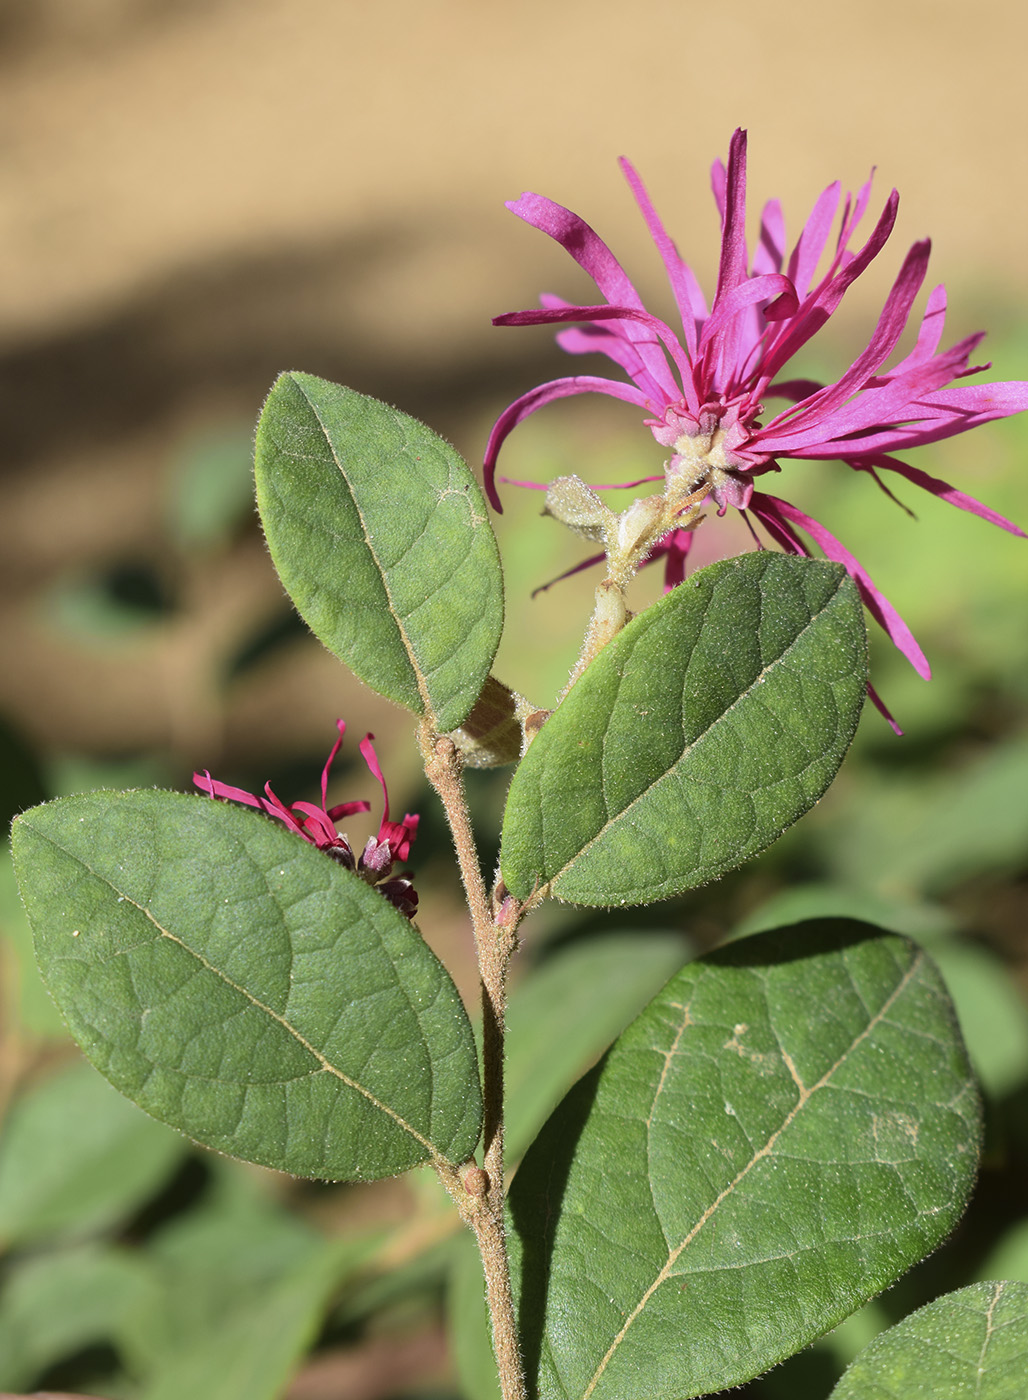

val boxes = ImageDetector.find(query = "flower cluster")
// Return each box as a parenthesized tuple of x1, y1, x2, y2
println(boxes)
(485, 129, 1026, 699)
(194, 720, 419, 917)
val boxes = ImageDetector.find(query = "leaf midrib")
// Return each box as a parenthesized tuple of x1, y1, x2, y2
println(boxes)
(975, 1281, 1006, 1397)
(578, 948, 924, 1400)
(548, 569, 848, 889)
(28, 823, 443, 1162)
(294, 377, 436, 719)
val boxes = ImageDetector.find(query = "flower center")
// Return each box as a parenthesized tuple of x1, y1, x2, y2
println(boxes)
(668, 425, 739, 499)
(665, 421, 757, 514)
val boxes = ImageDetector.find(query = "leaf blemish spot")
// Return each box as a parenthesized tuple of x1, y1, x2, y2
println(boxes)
(723, 1021, 779, 1078)
(871, 1110, 921, 1159)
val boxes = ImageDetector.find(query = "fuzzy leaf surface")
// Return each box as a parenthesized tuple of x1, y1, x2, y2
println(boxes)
(12, 790, 481, 1180)
(501, 553, 866, 905)
(508, 920, 980, 1400)
(255, 373, 503, 731)
(830, 1281, 1028, 1399)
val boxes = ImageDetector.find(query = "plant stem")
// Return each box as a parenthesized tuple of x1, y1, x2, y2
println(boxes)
(420, 723, 527, 1400)
(561, 575, 628, 699)
(469, 1192, 526, 1400)
(561, 485, 710, 702)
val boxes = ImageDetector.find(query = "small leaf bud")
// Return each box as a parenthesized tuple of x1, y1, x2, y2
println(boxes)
(463, 1165, 489, 1197)
(544, 475, 615, 541)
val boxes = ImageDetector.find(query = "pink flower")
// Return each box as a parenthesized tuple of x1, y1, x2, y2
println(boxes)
(484, 129, 1026, 697)
(194, 720, 420, 917)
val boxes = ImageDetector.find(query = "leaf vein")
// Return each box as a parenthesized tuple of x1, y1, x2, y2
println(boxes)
(556, 571, 849, 886)
(36, 829, 444, 1162)
(294, 376, 436, 720)
(579, 949, 924, 1399)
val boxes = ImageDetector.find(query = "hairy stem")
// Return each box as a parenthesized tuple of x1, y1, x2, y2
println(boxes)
(420, 722, 526, 1400)
(561, 575, 628, 699)
(561, 486, 710, 701)
(471, 1197, 526, 1400)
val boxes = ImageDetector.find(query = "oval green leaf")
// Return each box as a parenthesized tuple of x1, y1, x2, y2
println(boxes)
(500, 553, 867, 905)
(507, 920, 980, 1400)
(12, 790, 482, 1180)
(830, 1281, 1028, 1399)
(255, 373, 504, 732)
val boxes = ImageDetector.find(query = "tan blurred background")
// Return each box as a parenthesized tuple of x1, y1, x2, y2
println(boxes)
(3, 8, 1028, 1397)
(3, 0, 1027, 766)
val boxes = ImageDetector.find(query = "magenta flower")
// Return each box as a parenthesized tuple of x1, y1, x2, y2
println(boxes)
(194, 720, 420, 917)
(485, 129, 1026, 694)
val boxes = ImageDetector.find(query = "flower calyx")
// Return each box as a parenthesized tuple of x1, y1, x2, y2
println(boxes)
(667, 421, 754, 513)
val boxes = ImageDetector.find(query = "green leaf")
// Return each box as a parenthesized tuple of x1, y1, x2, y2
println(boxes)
(735, 883, 959, 945)
(1, 848, 68, 1038)
(138, 1240, 348, 1400)
(0, 1242, 155, 1390)
(255, 373, 503, 731)
(505, 932, 688, 1162)
(740, 890, 1028, 1099)
(0, 1060, 183, 1251)
(508, 920, 980, 1400)
(500, 553, 866, 906)
(829, 1281, 1028, 1399)
(168, 429, 255, 552)
(331, 1226, 459, 1331)
(12, 789, 482, 1180)
(821, 734, 1028, 900)
(117, 1159, 382, 1398)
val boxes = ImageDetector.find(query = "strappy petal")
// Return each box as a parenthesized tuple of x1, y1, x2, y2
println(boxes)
(484, 374, 654, 511)
(756, 189, 900, 389)
(194, 723, 419, 911)
(486, 133, 1027, 690)
(753, 198, 786, 277)
(506, 191, 683, 395)
(786, 181, 841, 296)
(855, 455, 1026, 536)
(494, 303, 693, 394)
(712, 129, 750, 304)
(750, 492, 931, 678)
(618, 156, 703, 357)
